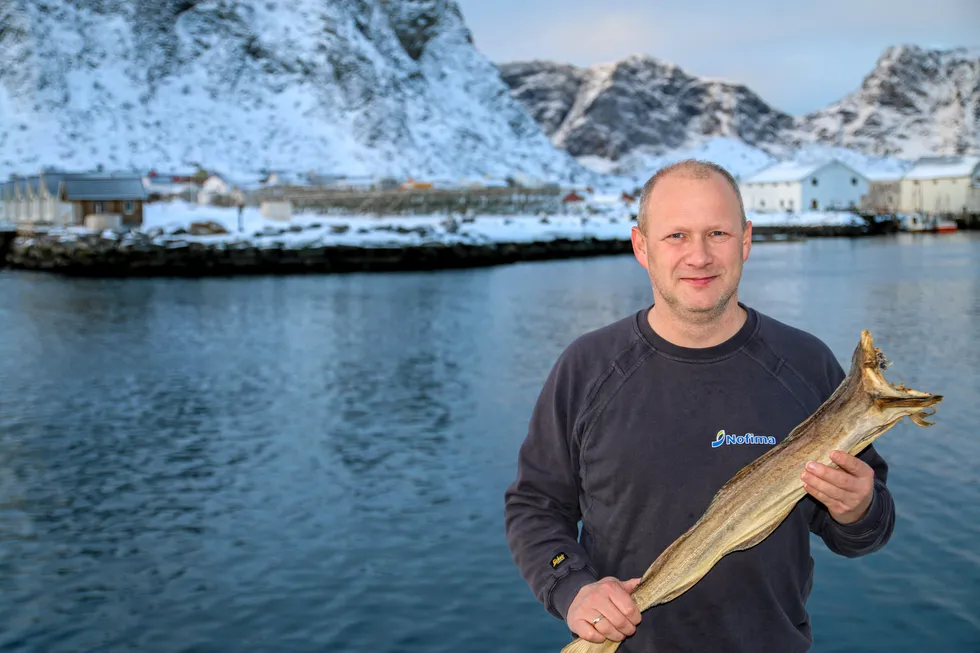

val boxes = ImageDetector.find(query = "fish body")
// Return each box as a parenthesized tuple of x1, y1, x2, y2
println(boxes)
(561, 331, 942, 653)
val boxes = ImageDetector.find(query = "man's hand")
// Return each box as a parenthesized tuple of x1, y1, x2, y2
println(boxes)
(566, 576, 642, 643)
(801, 450, 875, 525)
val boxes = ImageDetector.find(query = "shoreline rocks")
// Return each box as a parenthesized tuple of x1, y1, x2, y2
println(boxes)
(2, 222, 877, 277)
(4, 231, 637, 276)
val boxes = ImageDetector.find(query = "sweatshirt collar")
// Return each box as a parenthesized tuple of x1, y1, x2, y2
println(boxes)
(635, 302, 759, 361)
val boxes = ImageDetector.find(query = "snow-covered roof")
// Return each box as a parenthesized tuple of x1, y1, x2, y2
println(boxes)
(743, 159, 869, 184)
(902, 156, 980, 180)
(744, 160, 833, 184)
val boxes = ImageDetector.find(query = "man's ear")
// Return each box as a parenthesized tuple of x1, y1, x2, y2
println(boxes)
(631, 225, 649, 271)
(742, 220, 753, 262)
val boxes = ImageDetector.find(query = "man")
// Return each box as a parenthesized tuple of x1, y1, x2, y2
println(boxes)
(503, 160, 895, 652)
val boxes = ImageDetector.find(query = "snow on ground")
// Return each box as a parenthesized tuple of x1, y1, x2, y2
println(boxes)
(138, 200, 636, 247)
(41, 200, 867, 251)
(137, 200, 864, 244)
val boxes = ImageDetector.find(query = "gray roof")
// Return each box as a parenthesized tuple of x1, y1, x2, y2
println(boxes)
(1, 172, 96, 199)
(62, 177, 147, 201)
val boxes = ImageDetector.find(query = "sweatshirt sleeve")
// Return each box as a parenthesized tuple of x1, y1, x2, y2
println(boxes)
(504, 350, 598, 621)
(807, 354, 896, 557)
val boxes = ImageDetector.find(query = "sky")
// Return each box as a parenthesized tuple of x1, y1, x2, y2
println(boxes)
(454, 0, 980, 116)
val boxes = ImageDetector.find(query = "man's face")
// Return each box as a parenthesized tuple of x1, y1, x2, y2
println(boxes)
(630, 172, 752, 323)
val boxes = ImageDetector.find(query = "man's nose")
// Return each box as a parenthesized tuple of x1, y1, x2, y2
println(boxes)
(687, 237, 712, 267)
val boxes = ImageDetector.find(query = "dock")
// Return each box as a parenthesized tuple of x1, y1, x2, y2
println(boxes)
(0, 223, 16, 267)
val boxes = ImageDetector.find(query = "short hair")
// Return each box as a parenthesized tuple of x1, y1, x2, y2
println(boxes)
(636, 159, 747, 231)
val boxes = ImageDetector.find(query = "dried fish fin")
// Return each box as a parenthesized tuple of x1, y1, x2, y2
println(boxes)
(873, 394, 942, 410)
(910, 409, 937, 427)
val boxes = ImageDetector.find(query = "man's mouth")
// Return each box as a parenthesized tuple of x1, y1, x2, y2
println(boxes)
(681, 276, 717, 287)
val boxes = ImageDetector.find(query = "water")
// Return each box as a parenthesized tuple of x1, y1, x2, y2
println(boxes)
(0, 232, 978, 653)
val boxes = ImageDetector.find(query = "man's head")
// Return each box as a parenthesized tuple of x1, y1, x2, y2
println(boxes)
(630, 159, 752, 325)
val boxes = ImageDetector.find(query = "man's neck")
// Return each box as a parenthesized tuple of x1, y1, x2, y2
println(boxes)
(647, 300, 747, 349)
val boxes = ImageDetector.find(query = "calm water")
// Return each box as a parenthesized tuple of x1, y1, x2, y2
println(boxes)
(1, 233, 978, 653)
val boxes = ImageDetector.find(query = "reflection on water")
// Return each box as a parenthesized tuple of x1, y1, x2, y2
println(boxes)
(1, 233, 978, 652)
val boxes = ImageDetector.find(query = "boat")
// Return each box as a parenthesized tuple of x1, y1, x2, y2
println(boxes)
(901, 214, 931, 232)
(900, 214, 958, 234)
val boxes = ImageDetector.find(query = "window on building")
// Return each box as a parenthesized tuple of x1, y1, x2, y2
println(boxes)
(760, 199, 766, 208)
(851, 178, 857, 185)
(93, 201, 106, 214)
(811, 178, 818, 186)
(779, 199, 784, 207)
(124, 200, 135, 215)
(811, 199, 818, 209)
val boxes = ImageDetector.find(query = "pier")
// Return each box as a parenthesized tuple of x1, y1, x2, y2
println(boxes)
(0, 223, 16, 267)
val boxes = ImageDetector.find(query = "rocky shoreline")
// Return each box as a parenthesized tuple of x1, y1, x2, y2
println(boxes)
(0, 223, 874, 277)
(2, 230, 638, 276)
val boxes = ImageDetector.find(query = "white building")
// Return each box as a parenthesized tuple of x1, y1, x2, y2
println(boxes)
(0, 172, 78, 225)
(740, 160, 869, 212)
(197, 174, 232, 205)
(0, 173, 147, 226)
(860, 171, 904, 214)
(899, 156, 980, 215)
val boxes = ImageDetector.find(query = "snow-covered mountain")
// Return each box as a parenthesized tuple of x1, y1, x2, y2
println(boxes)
(799, 45, 980, 158)
(498, 56, 796, 161)
(0, 0, 594, 183)
(500, 46, 980, 164)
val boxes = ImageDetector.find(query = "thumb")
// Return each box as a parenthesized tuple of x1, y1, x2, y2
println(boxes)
(623, 577, 643, 593)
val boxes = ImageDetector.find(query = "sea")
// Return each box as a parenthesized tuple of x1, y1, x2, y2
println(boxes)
(1, 232, 977, 652)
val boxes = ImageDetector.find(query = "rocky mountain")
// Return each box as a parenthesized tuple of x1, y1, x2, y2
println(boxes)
(499, 46, 980, 164)
(800, 45, 980, 159)
(499, 56, 796, 161)
(0, 0, 593, 183)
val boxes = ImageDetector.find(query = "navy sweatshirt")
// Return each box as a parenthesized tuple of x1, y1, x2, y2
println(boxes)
(503, 304, 895, 653)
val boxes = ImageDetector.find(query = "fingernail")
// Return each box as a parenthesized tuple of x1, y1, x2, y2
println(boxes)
(806, 462, 817, 471)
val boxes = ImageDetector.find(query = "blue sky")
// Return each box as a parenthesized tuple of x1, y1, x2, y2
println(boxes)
(454, 0, 980, 115)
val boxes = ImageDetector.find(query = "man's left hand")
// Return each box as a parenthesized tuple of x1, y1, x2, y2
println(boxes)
(801, 450, 875, 525)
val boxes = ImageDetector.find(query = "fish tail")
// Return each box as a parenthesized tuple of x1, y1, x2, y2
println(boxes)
(872, 395, 943, 410)
(560, 637, 621, 653)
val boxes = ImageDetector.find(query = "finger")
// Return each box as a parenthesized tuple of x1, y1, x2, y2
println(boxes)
(804, 482, 846, 514)
(592, 614, 627, 642)
(623, 577, 643, 593)
(608, 583, 642, 626)
(830, 450, 873, 476)
(595, 595, 635, 638)
(801, 471, 850, 503)
(803, 462, 856, 491)
(571, 619, 606, 644)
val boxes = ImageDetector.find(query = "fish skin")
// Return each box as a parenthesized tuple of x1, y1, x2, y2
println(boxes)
(560, 330, 942, 653)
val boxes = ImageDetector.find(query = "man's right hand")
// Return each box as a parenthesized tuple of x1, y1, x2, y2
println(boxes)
(566, 577, 643, 643)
